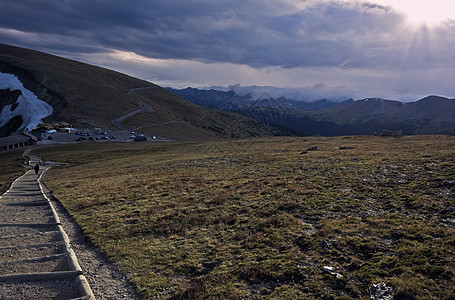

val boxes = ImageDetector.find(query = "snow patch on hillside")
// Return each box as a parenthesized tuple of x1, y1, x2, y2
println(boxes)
(0, 73, 53, 131)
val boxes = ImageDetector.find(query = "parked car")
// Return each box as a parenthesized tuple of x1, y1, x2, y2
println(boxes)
(134, 135, 147, 141)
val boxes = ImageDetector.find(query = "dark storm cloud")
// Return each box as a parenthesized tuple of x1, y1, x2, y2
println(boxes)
(0, 0, 403, 68)
(2, 0, 455, 100)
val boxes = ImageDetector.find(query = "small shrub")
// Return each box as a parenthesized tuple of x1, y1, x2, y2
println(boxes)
(238, 263, 274, 284)
(169, 280, 206, 300)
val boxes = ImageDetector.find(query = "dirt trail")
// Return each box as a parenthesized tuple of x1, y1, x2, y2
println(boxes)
(0, 153, 141, 299)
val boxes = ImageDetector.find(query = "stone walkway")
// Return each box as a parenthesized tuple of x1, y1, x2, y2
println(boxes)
(0, 155, 94, 299)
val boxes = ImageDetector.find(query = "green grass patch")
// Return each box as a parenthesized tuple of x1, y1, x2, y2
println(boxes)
(32, 136, 455, 299)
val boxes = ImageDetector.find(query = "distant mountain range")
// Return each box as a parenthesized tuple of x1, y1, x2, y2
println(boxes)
(166, 87, 354, 111)
(168, 88, 455, 136)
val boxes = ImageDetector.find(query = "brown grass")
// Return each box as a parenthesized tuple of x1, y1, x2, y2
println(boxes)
(0, 150, 27, 194)
(33, 135, 455, 299)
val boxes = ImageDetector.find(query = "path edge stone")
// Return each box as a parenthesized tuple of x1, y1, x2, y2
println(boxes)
(26, 150, 96, 300)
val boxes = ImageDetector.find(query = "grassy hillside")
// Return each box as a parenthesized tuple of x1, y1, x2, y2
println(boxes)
(0, 150, 27, 194)
(34, 136, 455, 299)
(0, 43, 284, 140)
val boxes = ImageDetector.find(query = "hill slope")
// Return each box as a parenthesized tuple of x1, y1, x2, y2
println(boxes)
(0, 44, 285, 140)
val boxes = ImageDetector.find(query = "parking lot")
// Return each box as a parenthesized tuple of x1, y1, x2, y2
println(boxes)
(36, 129, 165, 145)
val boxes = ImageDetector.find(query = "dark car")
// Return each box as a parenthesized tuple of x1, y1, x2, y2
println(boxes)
(134, 135, 147, 141)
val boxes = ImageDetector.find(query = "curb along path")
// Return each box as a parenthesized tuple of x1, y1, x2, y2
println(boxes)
(0, 154, 95, 299)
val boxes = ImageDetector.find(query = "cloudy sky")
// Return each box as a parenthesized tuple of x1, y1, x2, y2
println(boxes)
(1, 0, 455, 101)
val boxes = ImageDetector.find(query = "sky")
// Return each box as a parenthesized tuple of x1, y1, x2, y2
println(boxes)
(1, 0, 455, 102)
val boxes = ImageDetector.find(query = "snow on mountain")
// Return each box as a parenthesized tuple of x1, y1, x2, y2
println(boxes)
(0, 73, 53, 131)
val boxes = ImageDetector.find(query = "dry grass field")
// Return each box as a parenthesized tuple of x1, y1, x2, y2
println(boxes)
(0, 150, 27, 194)
(32, 135, 455, 299)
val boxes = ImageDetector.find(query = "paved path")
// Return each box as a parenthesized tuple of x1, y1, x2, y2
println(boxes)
(126, 86, 158, 96)
(111, 100, 150, 131)
(0, 156, 94, 299)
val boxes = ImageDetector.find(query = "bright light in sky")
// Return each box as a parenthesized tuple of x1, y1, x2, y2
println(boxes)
(376, 0, 455, 26)
(2, 0, 455, 100)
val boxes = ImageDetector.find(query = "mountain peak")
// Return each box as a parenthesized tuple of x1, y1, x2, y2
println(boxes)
(418, 95, 452, 102)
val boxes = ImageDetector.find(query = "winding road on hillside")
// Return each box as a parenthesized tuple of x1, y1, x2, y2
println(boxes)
(113, 87, 188, 136)
(112, 100, 151, 131)
(111, 86, 162, 131)
(127, 86, 158, 95)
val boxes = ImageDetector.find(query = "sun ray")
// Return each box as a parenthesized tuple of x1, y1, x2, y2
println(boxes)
(374, 0, 455, 27)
